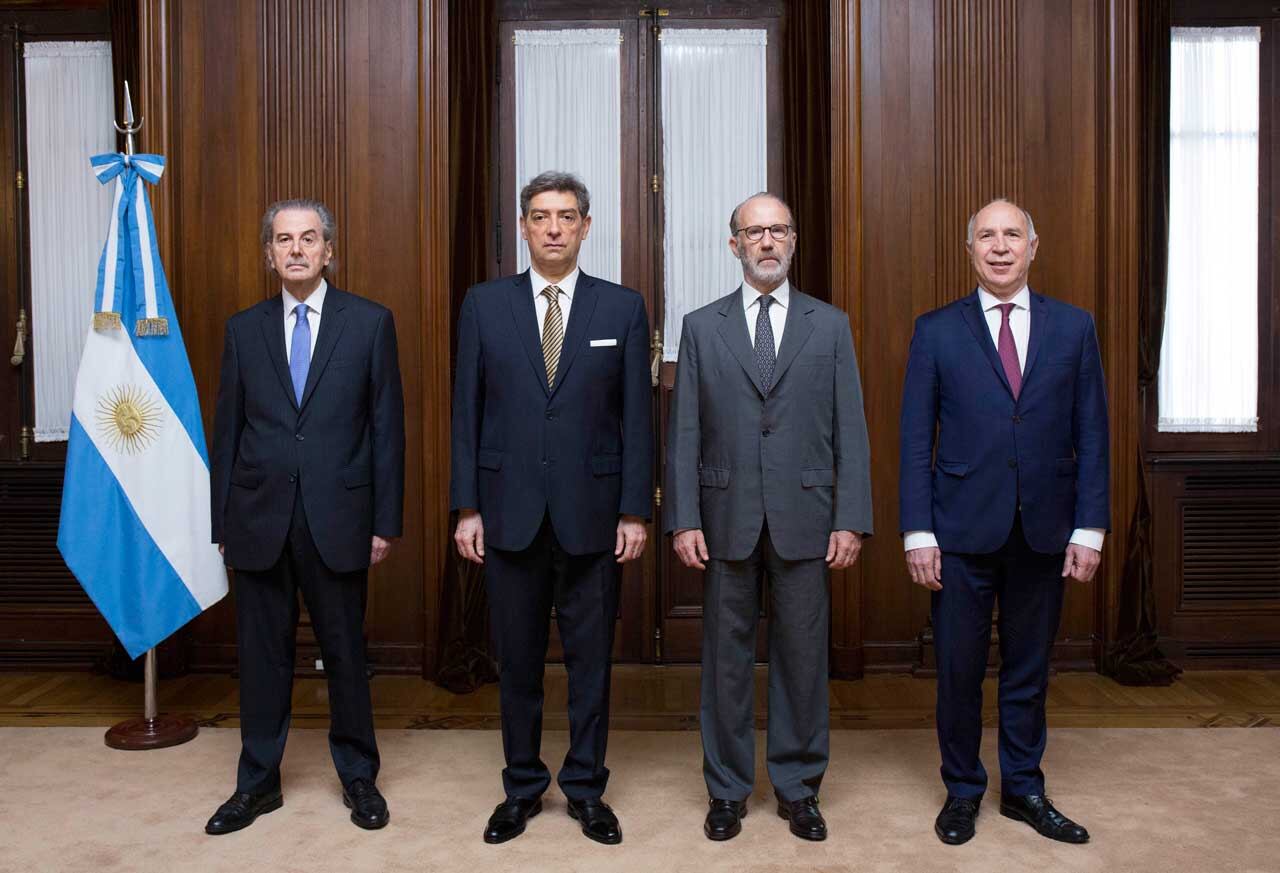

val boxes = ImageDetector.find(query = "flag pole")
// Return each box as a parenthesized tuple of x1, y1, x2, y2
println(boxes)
(102, 81, 198, 751)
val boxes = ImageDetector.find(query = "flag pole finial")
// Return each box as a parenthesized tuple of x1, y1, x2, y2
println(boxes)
(113, 80, 143, 156)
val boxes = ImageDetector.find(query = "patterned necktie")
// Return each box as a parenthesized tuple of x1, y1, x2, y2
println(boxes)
(754, 294, 777, 392)
(540, 285, 565, 387)
(996, 302, 1022, 399)
(289, 302, 311, 404)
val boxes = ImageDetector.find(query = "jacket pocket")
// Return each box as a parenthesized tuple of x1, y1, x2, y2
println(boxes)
(699, 466, 730, 488)
(343, 464, 372, 488)
(230, 466, 264, 488)
(591, 454, 622, 476)
(1056, 457, 1078, 476)
(477, 448, 504, 471)
(801, 468, 835, 487)
(935, 459, 968, 477)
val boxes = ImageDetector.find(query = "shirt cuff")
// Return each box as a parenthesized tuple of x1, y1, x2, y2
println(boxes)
(1069, 528, 1105, 551)
(903, 530, 939, 552)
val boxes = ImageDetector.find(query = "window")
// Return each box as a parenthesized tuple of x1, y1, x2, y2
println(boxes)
(1159, 27, 1261, 433)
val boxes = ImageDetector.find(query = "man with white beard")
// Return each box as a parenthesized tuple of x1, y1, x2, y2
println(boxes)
(664, 193, 873, 843)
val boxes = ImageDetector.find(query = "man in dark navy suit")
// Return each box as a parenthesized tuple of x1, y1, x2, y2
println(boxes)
(450, 171, 652, 846)
(207, 199, 405, 834)
(899, 199, 1109, 846)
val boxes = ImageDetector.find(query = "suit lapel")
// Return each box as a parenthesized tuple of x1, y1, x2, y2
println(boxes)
(1021, 290, 1049, 387)
(771, 289, 815, 390)
(716, 287, 766, 397)
(509, 271, 550, 396)
(259, 295, 297, 411)
(960, 289, 1014, 398)
(299, 286, 348, 411)
(549, 272, 598, 398)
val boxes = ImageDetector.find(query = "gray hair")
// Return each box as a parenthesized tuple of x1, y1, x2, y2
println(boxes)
(260, 198, 337, 248)
(729, 192, 794, 233)
(966, 198, 1037, 244)
(520, 171, 591, 218)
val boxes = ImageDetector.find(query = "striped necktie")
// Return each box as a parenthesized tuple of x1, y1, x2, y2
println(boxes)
(540, 285, 565, 387)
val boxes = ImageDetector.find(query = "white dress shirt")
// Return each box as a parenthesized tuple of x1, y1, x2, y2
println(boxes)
(903, 284, 1105, 554)
(282, 278, 327, 362)
(531, 266, 578, 334)
(742, 279, 789, 354)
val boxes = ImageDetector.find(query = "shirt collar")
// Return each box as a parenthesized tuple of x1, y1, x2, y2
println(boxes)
(742, 278, 790, 311)
(282, 278, 328, 316)
(530, 266, 579, 301)
(978, 284, 1029, 312)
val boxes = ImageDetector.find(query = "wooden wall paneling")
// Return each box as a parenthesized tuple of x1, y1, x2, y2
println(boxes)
(419, 0, 451, 678)
(341, 0, 426, 671)
(1098, 0, 1140, 657)
(828, 0, 862, 676)
(855, 0, 938, 671)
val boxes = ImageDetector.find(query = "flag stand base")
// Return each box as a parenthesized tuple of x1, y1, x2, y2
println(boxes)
(104, 648, 198, 749)
(104, 714, 198, 750)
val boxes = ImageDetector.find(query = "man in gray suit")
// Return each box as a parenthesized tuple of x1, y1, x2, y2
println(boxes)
(664, 193, 873, 843)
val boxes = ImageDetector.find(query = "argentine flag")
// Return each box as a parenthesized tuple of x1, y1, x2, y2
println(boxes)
(57, 152, 227, 658)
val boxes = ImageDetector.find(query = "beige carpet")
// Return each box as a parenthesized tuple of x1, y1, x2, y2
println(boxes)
(1, 727, 1275, 873)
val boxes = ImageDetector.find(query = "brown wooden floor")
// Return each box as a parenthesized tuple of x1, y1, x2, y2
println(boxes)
(1, 667, 1278, 730)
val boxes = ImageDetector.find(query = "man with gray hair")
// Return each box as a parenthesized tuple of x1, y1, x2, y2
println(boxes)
(664, 192, 873, 842)
(207, 198, 405, 835)
(900, 198, 1108, 846)
(451, 171, 652, 845)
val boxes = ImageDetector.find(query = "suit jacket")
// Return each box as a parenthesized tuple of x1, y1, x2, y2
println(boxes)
(898, 288, 1110, 555)
(663, 287, 873, 562)
(449, 270, 653, 555)
(211, 285, 406, 573)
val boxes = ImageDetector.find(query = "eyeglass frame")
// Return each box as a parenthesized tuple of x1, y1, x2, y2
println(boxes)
(731, 223, 795, 242)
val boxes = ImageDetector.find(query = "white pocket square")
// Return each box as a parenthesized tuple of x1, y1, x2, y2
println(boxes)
(590, 338, 618, 347)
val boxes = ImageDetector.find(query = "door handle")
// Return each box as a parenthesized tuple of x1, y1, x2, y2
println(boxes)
(650, 328, 661, 387)
(10, 309, 26, 366)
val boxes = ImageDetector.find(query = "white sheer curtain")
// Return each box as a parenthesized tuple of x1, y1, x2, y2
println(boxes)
(514, 29, 621, 281)
(24, 41, 115, 442)
(1159, 27, 1260, 433)
(660, 29, 767, 360)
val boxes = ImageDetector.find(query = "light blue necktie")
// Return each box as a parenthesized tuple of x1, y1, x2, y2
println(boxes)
(289, 303, 311, 404)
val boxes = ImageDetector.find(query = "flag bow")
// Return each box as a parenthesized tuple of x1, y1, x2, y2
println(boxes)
(90, 151, 169, 336)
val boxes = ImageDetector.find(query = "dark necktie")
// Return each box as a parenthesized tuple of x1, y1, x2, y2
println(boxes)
(289, 303, 310, 404)
(996, 302, 1022, 399)
(540, 285, 565, 387)
(755, 294, 777, 392)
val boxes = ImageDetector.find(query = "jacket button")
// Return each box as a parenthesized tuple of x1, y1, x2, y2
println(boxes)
(1012, 415, 1022, 424)
(295, 433, 304, 441)
(1008, 458, 1017, 468)
(289, 474, 297, 483)
(762, 429, 771, 437)
(545, 411, 555, 420)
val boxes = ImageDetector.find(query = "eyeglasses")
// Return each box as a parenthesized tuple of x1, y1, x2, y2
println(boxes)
(733, 224, 793, 242)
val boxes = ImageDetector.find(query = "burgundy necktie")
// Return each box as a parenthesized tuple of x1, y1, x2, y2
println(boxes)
(996, 302, 1022, 399)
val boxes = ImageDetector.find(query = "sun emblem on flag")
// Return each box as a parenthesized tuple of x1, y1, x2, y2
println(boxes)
(95, 385, 163, 455)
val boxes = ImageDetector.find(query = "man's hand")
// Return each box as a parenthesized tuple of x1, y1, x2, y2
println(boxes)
(673, 528, 709, 570)
(826, 530, 863, 569)
(906, 546, 942, 590)
(454, 509, 485, 565)
(1061, 543, 1101, 583)
(218, 544, 224, 556)
(615, 515, 647, 563)
(370, 535, 395, 566)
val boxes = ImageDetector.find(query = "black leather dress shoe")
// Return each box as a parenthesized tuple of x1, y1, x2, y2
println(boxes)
(935, 795, 980, 845)
(704, 798, 748, 841)
(567, 798, 622, 845)
(1000, 793, 1089, 843)
(342, 778, 389, 830)
(204, 789, 283, 835)
(483, 796, 542, 844)
(776, 795, 827, 841)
